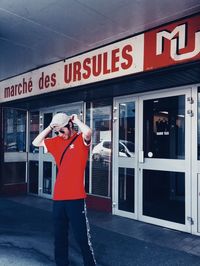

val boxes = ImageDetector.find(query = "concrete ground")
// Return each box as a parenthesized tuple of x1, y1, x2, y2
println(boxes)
(0, 195, 200, 265)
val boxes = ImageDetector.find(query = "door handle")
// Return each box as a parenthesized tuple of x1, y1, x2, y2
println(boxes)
(139, 151, 144, 163)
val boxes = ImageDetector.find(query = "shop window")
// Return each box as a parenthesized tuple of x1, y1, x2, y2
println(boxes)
(3, 108, 27, 152)
(86, 100, 112, 197)
(29, 112, 39, 153)
(2, 162, 26, 184)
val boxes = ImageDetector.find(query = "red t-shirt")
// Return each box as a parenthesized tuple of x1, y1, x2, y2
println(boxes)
(44, 133, 89, 200)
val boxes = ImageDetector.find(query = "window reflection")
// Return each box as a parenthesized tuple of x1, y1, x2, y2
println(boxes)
(143, 95, 185, 159)
(86, 101, 112, 197)
(3, 108, 26, 152)
(119, 102, 135, 157)
(29, 112, 39, 153)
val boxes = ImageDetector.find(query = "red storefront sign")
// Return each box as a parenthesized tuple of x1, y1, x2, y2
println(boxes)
(144, 14, 200, 70)
(0, 13, 199, 103)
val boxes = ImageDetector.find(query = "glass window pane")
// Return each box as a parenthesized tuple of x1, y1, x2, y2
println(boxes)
(143, 95, 185, 159)
(2, 162, 26, 184)
(143, 170, 185, 224)
(29, 112, 39, 153)
(119, 102, 135, 157)
(29, 161, 38, 194)
(119, 168, 135, 213)
(3, 108, 26, 152)
(43, 162, 52, 194)
(89, 101, 112, 197)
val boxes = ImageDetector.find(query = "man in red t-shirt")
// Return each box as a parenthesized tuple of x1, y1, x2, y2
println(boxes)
(32, 113, 96, 266)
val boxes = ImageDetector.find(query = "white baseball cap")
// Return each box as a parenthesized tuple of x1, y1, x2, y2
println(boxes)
(51, 113, 70, 128)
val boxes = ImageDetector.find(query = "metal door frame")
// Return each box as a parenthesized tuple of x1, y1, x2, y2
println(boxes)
(112, 95, 139, 219)
(191, 85, 200, 236)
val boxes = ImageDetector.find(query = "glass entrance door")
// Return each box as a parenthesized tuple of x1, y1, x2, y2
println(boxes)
(139, 89, 192, 232)
(113, 88, 192, 232)
(39, 102, 84, 199)
(113, 96, 138, 219)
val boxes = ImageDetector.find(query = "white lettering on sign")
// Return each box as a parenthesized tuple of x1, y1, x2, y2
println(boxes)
(156, 23, 200, 61)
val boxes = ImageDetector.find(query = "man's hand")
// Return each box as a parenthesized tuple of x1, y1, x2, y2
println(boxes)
(49, 122, 60, 130)
(71, 114, 79, 124)
(71, 114, 92, 145)
(49, 118, 63, 129)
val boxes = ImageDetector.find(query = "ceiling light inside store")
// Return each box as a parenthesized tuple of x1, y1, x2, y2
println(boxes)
(160, 111, 168, 114)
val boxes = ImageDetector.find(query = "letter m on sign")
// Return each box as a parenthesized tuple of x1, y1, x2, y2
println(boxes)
(144, 14, 200, 70)
(156, 23, 200, 61)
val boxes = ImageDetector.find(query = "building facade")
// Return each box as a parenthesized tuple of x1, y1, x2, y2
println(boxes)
(0, 13, 200, 235)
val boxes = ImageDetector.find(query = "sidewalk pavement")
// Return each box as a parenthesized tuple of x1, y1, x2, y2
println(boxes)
(0, 195, 200, 265)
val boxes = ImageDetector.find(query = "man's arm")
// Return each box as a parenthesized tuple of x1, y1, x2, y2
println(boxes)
(32, 126, 52, 147)
(71, 114, 92, 143)
(33, 113, 67, 147)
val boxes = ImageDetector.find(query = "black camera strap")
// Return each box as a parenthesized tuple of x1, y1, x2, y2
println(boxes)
(59, 133, 79, 166)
